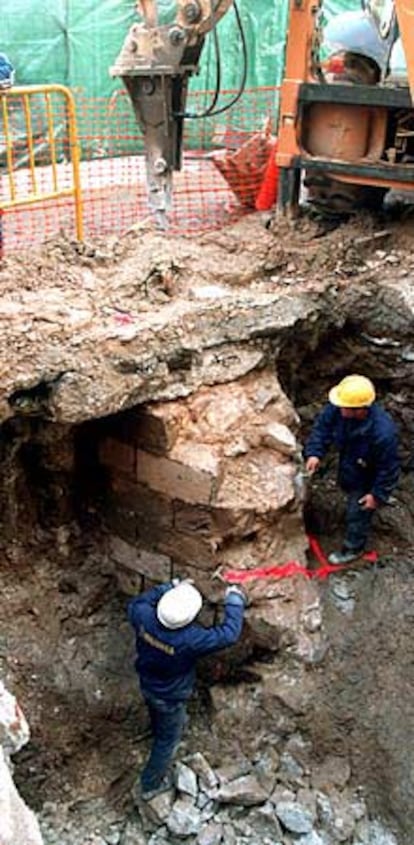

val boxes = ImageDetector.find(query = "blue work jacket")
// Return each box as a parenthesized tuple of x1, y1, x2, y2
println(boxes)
(304, 402, 399, 502)
(127, 583, 245, 702)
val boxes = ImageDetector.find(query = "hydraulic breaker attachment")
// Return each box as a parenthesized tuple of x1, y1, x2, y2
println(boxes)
(110, 1, 233, 227)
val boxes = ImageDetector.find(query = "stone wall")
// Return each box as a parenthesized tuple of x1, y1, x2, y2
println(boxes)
(99, 368, 308, 600)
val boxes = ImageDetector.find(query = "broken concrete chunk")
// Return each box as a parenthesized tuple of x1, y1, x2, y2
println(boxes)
(196, 792, 212, 811)
(296, 832, 327, 845)
(186, 752, 218, 790)
(215, 757, 252, 784)
(354, 818, 398, 845)
(166, 795, 202, 837)
(284, 733, 313, 769)
(174, 761, 198, 797)
(253, 748, 280, 792)
(121, 821, 148, 845)
(196, 820, 223, 845)
(139, 789, 174, 826)
(199, 800, 217, 824)
(222, 823, 238, 845)
(275, 799, 314, 833)
(278, 750, 305, 785)
(315, 791, 334, 826)
(216, 774, 268, 805)
(327, 792, 357, 842)
(247, 801, 284, 839)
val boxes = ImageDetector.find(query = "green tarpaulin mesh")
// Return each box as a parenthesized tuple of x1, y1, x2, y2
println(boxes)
(1, 0, 356, 154)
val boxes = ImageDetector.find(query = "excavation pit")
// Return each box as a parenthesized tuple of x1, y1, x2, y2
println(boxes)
(1, 211, 414, 844)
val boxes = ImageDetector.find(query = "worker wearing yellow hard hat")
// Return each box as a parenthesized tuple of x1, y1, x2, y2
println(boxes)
(304, 374, 399, 565)
(328, 374, 376, 408)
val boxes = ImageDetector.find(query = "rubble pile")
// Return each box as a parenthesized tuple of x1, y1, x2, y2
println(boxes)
(38, 743, 399, 845)
(129, 748, 399, 845)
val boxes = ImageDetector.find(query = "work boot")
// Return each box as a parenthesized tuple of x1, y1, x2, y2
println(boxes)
(139, 774, 174, 802)
(328, 549, 363, 565)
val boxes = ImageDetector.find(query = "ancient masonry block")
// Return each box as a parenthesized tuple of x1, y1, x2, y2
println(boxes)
(136, 449, 215, 506)
(108, 535, 172, 586)
(104, 405, 185, 455)
(98, 368, 308, 589)
(99, 437, 136, 477)
(157, 528, 216, 572)
(110, 476, 174, 541)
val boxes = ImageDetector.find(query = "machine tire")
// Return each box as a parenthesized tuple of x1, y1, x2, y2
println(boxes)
(303, 174, 387, 216)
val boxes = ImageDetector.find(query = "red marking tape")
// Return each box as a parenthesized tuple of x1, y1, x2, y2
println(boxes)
(221, 535, 378, 584)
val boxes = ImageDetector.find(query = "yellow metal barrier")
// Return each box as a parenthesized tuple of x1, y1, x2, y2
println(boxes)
(0, 84, 84, 241)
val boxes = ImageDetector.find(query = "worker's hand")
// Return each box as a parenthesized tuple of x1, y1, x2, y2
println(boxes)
(305, 456, 320, 475)
(225, 585, 248, 606)
(172, 577, 195, 587)
(358, 493, 378, 510)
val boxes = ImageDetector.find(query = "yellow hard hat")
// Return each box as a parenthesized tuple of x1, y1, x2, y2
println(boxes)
(329, 374, 376, 408)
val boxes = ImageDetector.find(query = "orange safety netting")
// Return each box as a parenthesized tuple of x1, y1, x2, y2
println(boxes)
(1, 86, 280, 255)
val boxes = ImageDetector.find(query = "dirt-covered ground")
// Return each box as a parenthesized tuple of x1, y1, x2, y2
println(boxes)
(2, 204, 414, 843)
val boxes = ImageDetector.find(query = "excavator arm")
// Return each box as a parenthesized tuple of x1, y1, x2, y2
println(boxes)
(111, 1, 234, 227)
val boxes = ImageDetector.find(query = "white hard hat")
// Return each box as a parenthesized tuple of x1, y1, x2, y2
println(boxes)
(157, 583, 202, 629)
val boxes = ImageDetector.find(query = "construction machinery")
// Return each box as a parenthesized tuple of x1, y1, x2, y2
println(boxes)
(277, 0, 414, 213)
(110, 0, 244, 227)
(111, 0, 414, 222)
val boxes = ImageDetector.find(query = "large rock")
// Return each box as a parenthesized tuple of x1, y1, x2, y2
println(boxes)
(215, 774, 268, 806)
(274, 798, 314, 834)
(0, 682, 44, 845)
(167, 794, 202, 837)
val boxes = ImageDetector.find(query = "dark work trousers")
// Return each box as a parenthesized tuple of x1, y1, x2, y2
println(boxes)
(343, 490, 375, 552)
(140, 691, 187, 791)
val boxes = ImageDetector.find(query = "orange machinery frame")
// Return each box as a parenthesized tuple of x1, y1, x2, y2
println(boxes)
(276, 0, 414, 209)
(396, 0, 414, 99)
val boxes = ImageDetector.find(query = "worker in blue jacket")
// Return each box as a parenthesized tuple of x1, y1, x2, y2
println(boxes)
(304, 374, 399, 565)
(127, 578, 246, 799)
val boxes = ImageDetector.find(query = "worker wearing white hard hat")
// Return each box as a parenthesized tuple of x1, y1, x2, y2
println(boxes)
(304, 374, 399, 565)
(127, 577, 246, 800)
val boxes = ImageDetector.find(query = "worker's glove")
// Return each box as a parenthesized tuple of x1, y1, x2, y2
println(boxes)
(172, 577, 195, 587)
(225, 585, 248, 607)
